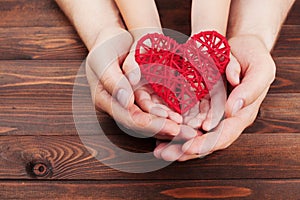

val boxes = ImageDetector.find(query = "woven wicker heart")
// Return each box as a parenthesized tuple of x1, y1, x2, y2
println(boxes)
(135, 31, 230, 114)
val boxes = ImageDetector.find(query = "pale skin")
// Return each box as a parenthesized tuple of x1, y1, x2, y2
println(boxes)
(56, 0, 296, 161)
(55, 0, 198, 140)
(155, 0, 296, 161)
(114, 0, 236, 131)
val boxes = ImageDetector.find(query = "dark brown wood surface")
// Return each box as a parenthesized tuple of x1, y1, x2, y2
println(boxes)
(0, 0, 300, 199)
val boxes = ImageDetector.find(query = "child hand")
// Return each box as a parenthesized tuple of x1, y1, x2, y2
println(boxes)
(154, 35, 275, 161)
(121, 32, 184, 124)
(183, 54, 240, 131)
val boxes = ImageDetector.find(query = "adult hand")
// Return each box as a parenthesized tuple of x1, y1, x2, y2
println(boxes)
(86, 27, 196, 139)
(154, 35, 276, 161)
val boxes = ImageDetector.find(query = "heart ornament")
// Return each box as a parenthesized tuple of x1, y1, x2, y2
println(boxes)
(135, 31, 230, 114)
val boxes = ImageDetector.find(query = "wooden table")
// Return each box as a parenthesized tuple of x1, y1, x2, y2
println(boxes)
(0, 0, 299, 199)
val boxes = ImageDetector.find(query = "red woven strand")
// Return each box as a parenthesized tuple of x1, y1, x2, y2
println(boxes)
(135, 31, 230, 114)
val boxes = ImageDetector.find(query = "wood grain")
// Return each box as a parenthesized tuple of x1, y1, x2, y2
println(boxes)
(0, 0, 76, 27)
(1, 93, 299, 136)
(272, 25, 300, 58)
(0, 0, 299, 28)
(1, 57, 299, 93)
(246, 93, 300, 133)
(0, 0, 300, 199)
(0, 26, 87, 60)
(1, 59, 300, 136)
(285, 0, 300, 25)
(1, 180, 300, 200)
(271, 57, 300, 93)
(0, 134, 299, 180)
(0, 25, 299, 60)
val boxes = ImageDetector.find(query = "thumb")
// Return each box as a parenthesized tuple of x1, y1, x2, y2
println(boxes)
(87, 31, 135, 108)
(122, 50, 142, 86)
(226, 37, 276, 117)
(225, 57, 275, 117)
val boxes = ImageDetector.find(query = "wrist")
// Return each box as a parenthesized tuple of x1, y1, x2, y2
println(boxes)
(227, 26, 278, 52)
(191, 28, 226, 37)
(227, 0, 296, 52)
(92, 27, 132, 51)
(130, 27, 163, 42)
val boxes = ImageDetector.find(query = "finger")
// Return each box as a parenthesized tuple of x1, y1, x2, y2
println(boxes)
(174, 125, 201, 141)
(135, 88, 168, 118)
(149, 91, 183, 123)
(150, 92, 183, 123)
(182, 89, 267, 155)
(202, 78, 226, 131)
(135, 87, 183, 123)
(154, 142, 209, 162)
(87, 64, 182, 137)
(178, 152, 210, 162)
(183, 101, 200, 123)
(226, 54, 241, 87)
(154, 127, 203, 161)
(160, 144, 184, 162)
(226, 37, 276, 116)
(167, 110, 183, 124)
(122, 50, 142, 86)
(87, 33, 134, 108)
(151, 94, 166, 104)
(185, 100, 208, 129)
(88, 57, 134, 108)
(153, 142, 168, 159)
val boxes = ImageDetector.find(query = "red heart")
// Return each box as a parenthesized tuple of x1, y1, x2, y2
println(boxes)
(135, 31, 230, 114)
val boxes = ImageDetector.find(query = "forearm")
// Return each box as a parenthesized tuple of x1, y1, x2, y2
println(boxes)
(55, 0, 124, 50)
(228, 0, 296, 51)
(114, 0, 162, 40)
(191, 0, 231, 35)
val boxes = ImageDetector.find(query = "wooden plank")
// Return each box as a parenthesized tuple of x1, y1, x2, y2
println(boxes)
(0, 25, 298, 60)
(271, 57, 300, 93)
(285, 0, 300, 25)
(156, 0, 191, 35)
(272, 25, 300, 58)
(0, 0, 192, 34)
(245, 93, 300, 133)
(0, 0, 72, 27)
(0, 26, 88, 60)
(0, 0, 299, 28)
(1, 60, 300, 135)
(0, 23, 297, 60)
(1, 93, 299, 136)
(1, 58, 299, 93)
(0, 134, 299, 180)
(1, 180, 300, 199)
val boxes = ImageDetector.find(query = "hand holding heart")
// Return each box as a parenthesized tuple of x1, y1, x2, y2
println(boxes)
(56, 0, 290, 162)
(126, 31, 231, 132)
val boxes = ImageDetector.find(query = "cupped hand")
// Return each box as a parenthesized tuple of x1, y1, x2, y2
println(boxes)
(154, 35, 276, 161)
(121, 30, 184, 124)
(86, 28, 195, 139)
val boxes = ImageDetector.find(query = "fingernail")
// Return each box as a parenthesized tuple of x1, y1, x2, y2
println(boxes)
(168, 111, 183, 124)
(150, 107, 168, 118)
(128, 72, 139, 85)
(116, 89, 129, 108)
(234, 71, 240, 85)
(180, 126, 197, 140)
(182, 140, 193, 153)
(153, 144, 166, 159)
(187, 118, 202, 129)
(232, 99, 244, 116)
